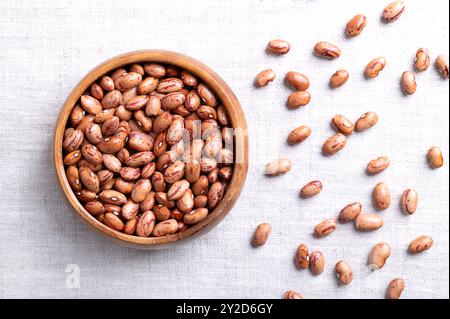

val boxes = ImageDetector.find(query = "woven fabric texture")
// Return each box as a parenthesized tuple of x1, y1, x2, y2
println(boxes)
(0, 0, 448, 298)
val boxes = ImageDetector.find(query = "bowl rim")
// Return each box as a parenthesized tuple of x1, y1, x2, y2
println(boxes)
(53, 50, 248, 249)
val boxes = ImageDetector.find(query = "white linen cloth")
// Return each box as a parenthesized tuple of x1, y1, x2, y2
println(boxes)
(0, 0, 448, 298)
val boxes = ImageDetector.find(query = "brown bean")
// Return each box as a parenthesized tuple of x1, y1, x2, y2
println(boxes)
(136, 211, 156, 237)
(153, 111, 173, 134)
(401, 71, 417, 95)
(79, 166, 100, 193)
(283, 291, 303, 299)
(152, 219, 178, 237)
(287, 126, 311, 145)
(207, 182, 224, 209)
(94, 108, 115, 124)
(137, 76, 159, 95)
(355, 213, 384, 231)
(167, 179, 190, 200)
(427, 146, 444, 169)
(314, 218, 337, 237)
(329, 69, 349, 88)
(185, 90, 201, 112)
(309, 251, 324, 275)
(386, 278, 405, 299)
(123, 216, 139, 235)
(63, 150, 82, 166)
(255, 69, 276, 87)
(99, 190, 127, 205)
(104, 213, 124, 232)
(409, 235, 433, 254)
(197, 83, 217, 106)
(322, 133, 347, 156)
(345, 14, 367, 37)
(267, 39, 290, 54)
(144, 63, 166, 78)
(294, 244, 309, 269)
(80, 95, 102, 115)
(63, 129, 84, 152)
(368, 242, 391, 269)
(97, 137, 123, 154)
(115, 72, 142, 91)
(331, 114, 354, 135)
(265, 158, 291, 176)
(180, 71, 198, 87)
(131, 179, 151, 203)
(70, 105, 85, 127)
(100, 76, 114, 91)
(335, 261, 353, 285)
(314, 42, 341, 59)
(183, 208, 208, 225)
(285, 71, 310, 91)
(338, 202, 362, 223)
(287, 91, 311, 109)
(355, 112, 378, 132)
(414, 48, 431, 72)
(367, 156, 390, 174)
(365, 57, 386, 78)
(157, 77, 184, 93)
(66, 166, 82, 191)
(300, 180, 323, 198)
(435, 55, 449, 78)
(251, 223, 272, 247)
(101, 90, 123, 109)
(401, 188, 418, 214)
(81, 144, 102, 165)
(373, 182, 391, 211)
(124, 151, 155, 167)
(84, 201, 105, 216)
(382, 1, 405, 22)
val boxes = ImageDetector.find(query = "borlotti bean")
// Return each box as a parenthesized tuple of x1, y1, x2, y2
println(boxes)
(300, 180, 323, 198)
(373, 182, 391, 211)
(267, 39, 290, 54)
(427, 146, 444, 169)
(265, 158, 291, 176)
(255, 69, 276, 87)
(332, 115, 354, 135)
(322, 133, 347, 156)
(367, 156, 390, 174)
(345, 14, 367, 37)
(252, 223, 272, 247)
(386, 278, 405, 299)
(435, 55, 449, 78)
(355, 111, 378, 132)
(382, 1, 405, 22)
(401, 188, 418, 214)
(309, 251, 325, 275)
(62, 63, 234, 236)
(287, 91, 311, 109)
(285, 72, 310, 91)
(329, 69, 349, 88)
(314, 218, 337, 237)
(284, 291, 304, 299)
(401, 71, 417, 95)
(287, 125, 311, 145)
(365, 57, 386, 78)
(295, 244, 310, 269)
(355, 213, 384, 231)
(314, 41, 342, 59)
(414, 48, 431, 72)
(335, 261, 353, 285)
(338, 202, 362, 223)
(409, 235, 433, 254)
(368, 242, 391, 270)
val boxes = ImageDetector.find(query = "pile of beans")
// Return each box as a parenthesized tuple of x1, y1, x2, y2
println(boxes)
(253, 1, 447, 299)
(62, 63, 234, 237)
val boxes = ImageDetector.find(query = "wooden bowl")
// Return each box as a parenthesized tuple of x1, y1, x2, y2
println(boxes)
(53, 50, 248, 249)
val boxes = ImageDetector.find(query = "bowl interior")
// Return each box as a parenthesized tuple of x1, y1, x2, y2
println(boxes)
(54, 50, 248, 249)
